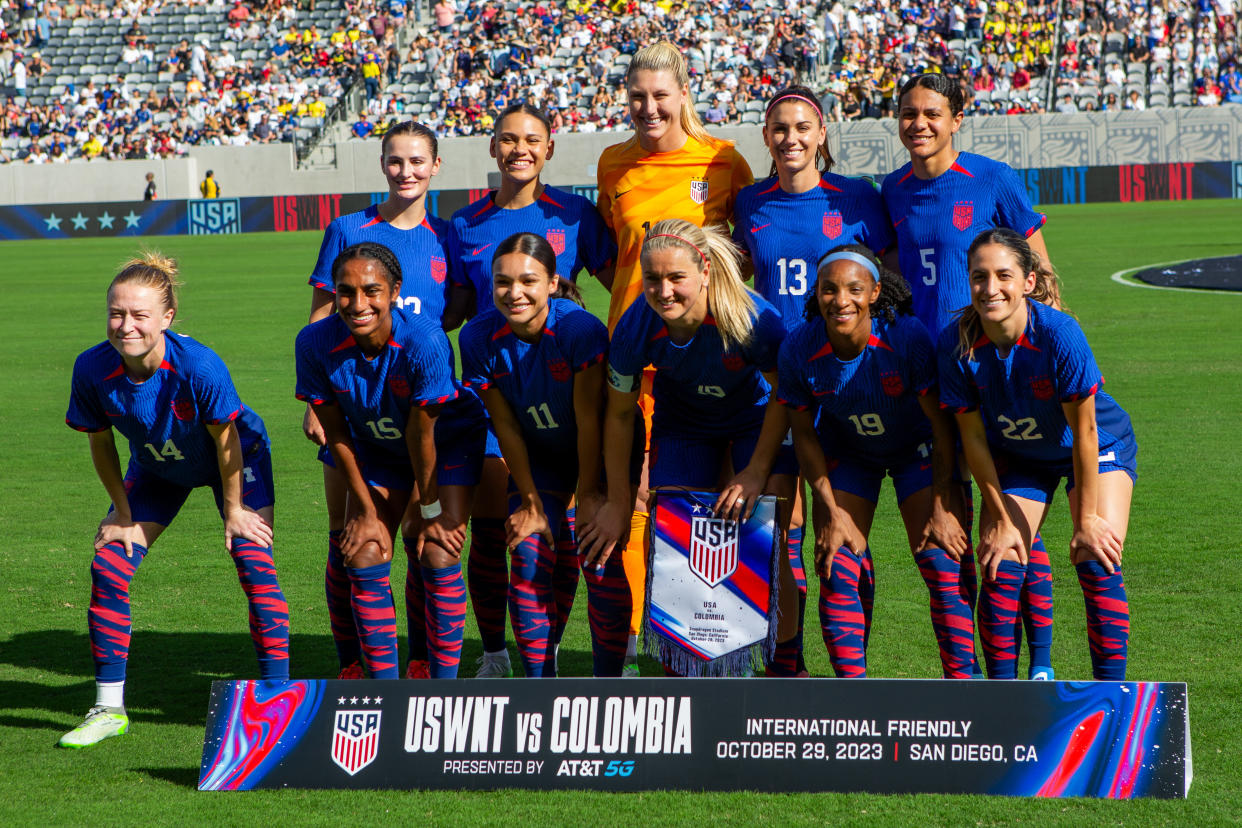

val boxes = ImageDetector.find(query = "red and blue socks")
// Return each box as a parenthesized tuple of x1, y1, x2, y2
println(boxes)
(402, 539, 428, 665)
(580, 543, 632, 677)
(508, 498, 560, 678)
(422, 563, 467, 678)
(978, 559, 1026, 679)
(325, 530, 361, 670)
(914, 547, 977, 679)
(819, 547, 875, 678)
(466, 517, 509, 654)
(88, 541, 147, 683)
(229, 539, 290, 680)
(1077, 560, 1129, 680)
(1023, 534, 1054, 678)
(346, 562, 399, 679)
(551, 508, 581, 653)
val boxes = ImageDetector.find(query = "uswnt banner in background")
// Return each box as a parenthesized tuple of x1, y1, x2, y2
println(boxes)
(198, 678, 1191, 797)
(645, 491, 780, 676)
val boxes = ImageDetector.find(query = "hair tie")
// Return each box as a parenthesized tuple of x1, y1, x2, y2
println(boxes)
(818, 250, 880, 282)
(647, 233, 708, 265)
(764, 92, 824, 123)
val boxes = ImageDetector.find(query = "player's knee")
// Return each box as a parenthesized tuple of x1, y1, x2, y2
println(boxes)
(348, 541, 388, 569)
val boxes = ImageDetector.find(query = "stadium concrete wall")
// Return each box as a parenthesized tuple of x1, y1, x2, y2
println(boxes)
(3, 107, 1242, 206)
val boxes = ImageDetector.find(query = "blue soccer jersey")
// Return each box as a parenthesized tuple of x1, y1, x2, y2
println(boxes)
(882, 152, 1046, 334)
(734, 172, 894, 331)
(67, 332, 268, 490)
(778, 314, 936, 467)
(459, 298, 609, 491)
(608, 294, 787, 438)
(447, 187, 617, 317)
(294, 307, 461, 465)
(937, 299, 1133, 467)
(308, 205, 453, 321)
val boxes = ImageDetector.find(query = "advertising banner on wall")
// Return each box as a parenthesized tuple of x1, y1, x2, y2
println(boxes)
(198, 678, 1191, 798)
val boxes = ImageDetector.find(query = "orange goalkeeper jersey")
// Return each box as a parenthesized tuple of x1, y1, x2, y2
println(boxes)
(596, 134, 753, 329)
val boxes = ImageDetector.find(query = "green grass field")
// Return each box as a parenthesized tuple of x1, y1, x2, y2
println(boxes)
(1, 199, 1239, 824)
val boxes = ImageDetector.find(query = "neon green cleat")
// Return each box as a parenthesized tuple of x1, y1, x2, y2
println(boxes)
(58, 705, 129, 749)
(621, 657, 641, 678)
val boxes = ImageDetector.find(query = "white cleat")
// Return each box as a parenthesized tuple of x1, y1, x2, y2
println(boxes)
(59, 705, 129, 749)
(474, 651, 513, 678)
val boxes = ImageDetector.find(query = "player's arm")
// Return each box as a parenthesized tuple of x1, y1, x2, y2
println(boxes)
(716, 369, 786, 520)
(479, 387, 551, 548)
(953, 408, 1026, 579)
(441, 283, 474, 332)
(572, 360, 606, 530)
(302, 290, 337, 446)
(207, 420, 273, 551)
(317, 402, 391, 562)
(87, 428, 145, 557)
(917, 392, 969, 559)
(577, 383, 638, 567)
(405, 402, 464, 556)
(786, 406, 864, 576)
(1063, 394, 1122, 571)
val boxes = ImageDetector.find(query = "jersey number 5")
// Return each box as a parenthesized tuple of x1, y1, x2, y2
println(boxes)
(919, 248, 936, 285)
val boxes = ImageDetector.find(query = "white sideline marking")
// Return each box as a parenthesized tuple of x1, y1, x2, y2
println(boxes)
(1110, 259, 1242, 295)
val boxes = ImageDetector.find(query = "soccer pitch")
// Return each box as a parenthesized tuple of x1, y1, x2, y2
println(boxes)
(1, 199, 1238, 823)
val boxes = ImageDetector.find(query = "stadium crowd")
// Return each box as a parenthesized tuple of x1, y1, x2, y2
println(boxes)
(1, 0, 1240, 161)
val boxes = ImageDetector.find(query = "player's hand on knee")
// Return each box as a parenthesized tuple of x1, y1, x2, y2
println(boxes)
(1070, 514, 1123, 573)
(921, 500, 969, 560)
(224, 507, 273, 551)
(96, 516, 144, 558)
(342, 513, 391, 563)
(978, 519, 1025, 581)
(419, 514, 466, 558)
(578, 498, 628, 569)
(505, 501, 553, 548)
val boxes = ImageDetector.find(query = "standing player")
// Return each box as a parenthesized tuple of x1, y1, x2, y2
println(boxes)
(940, 229, 1134, 681)
(883, 73, 1054, 678)
(303, 121, 460, 680)
(61, 253, 289, 749)
(296, 242, 483, 680)
(459, 233, 631, 677)
(734, 85, 895, 675)
(443, 103, 618, 679)
(596, 41, 754, 673)
(777, 246, 973, 678)
(579, 219, 801, 676)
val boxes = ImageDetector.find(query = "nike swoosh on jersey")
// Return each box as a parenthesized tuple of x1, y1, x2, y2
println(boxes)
(615, 188, 633, 199)
(472, 243, 494, 256)
(750, 223, 771, 233)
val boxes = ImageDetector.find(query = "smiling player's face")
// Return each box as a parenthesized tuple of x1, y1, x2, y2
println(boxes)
(763, 100, 826, 179)
(491, 112, 553, 187)
(642, 245, 708, 329)
(968, 242, 1036, 330)
(628, 68, 688, 152)
(898, 86, 962, 166)
(817, 260, 880, 344)
(106, 282, 174, 365)
(492, 251, 556, 332)
(382, 133, 440, 203)
(334, 257, 400, 343)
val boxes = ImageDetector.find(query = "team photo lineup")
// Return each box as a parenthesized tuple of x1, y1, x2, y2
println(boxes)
(59, 42, 1138, 752)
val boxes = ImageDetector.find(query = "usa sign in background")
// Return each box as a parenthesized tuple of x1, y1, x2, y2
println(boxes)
(198, 678, 1190, 797)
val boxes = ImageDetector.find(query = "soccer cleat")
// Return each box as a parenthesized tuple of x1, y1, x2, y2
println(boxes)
(58, 705, 129, 749)
(405, 659, 431, 679)
(337, 661, 364, 680)
(1029, 667, 1056, 681)
(621, 656, 640, 678)
(474, 651, 513, 679)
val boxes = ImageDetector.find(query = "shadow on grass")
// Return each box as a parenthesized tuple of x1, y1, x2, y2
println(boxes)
(137, 766, 202, 789)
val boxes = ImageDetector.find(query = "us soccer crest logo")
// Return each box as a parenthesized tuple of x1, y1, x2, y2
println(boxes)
(388, 376, 410, 398)
(952, 202, 973, 231)
(331, 709, 381, 776)
(689, 515, 739, 588)
(430, 256, 447, 284)
(547, 357, 571, 382)
(823, 211, 843, 239)
(689, 178, 709, 205)
(171, 397, 196, 420)
(546, 228, 566, 255)
(1029, 376, 1054, 400)
(880, 371, 904, 397)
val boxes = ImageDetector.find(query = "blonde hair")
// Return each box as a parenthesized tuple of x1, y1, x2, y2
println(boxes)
(641, 219, 755, 350)
(626, 41, 712, 145)
(957, 228, 1065, 360)
(109, 250, 182, 318)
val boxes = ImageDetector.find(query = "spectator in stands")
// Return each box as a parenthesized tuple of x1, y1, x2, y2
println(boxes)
(1124, 88, 1146, 109)
(352, 110, 374, 138)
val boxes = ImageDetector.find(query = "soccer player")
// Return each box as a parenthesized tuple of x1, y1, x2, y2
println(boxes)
(61, 253, 290, 749)
(939, 229, 1135, 681)
(459, 233, 631, 677)
(296, 242, 484, 680)
(883, 74, 1054, 677)
(303, 121, 460, 680)
(734, 85, 895, 675)
(596, 41, 753, 673)
(579, 219, 800, 676)
(777, 246, 973, 678)
(443, 103, 617, 678)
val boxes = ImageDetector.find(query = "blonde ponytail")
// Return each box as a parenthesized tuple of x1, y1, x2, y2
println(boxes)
(642, 219, 755, 350)
(109, 249, 182, 318)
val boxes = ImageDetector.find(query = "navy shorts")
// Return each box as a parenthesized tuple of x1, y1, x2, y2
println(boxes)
(827, 448, 934, 505)
(119, 437, 275, 526)
(996, 436, 1138, 504)
(649, 426, 798, 489)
